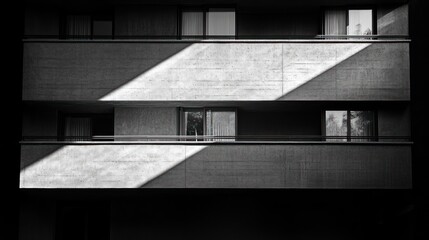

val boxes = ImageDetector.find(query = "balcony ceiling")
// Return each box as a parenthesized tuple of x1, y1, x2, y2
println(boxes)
(25, 0, 408, 7)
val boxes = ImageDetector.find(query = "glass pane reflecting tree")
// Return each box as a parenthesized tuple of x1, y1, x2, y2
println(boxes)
(184, 109, 204, 141)
(350, 111, 375, 142)
(325, 111, 348, 142)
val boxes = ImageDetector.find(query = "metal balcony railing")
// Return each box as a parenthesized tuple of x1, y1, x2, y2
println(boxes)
(20, 135, 412, 142)
(22, 34, 410, 41)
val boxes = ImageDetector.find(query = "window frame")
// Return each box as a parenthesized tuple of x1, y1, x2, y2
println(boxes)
(57, 112, 114, 141)
(178, 5, 237, 39)
(322, 109, 378, 142)
(59, 9, 114, 39)
(179, 107, 238, 140)
(321, 6, 377, 36)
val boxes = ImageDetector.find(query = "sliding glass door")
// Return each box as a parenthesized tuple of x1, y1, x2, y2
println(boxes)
(181, 108, 236, 141)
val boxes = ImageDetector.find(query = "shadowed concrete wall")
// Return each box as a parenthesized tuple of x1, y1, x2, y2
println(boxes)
(377, 4, 408, 35)
(378, 105, 411, 138)
(22, 106, 57, 137)
(23, 42, 410, 101)
(114, 107, 178, 135)
(25, 5, 59, 37)
(20, 143, 412, 188)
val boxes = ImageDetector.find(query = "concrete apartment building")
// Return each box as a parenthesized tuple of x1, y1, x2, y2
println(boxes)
(12, 0, 428, 239)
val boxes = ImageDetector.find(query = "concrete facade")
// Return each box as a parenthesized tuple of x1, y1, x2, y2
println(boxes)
(23, 41, 410, 101)
(114, 107, 178, 135)
(20, 143, 412, 188)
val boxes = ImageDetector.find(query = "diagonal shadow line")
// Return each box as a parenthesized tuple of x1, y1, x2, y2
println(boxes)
(277, 44, 372, 100)
(98, 43, 200, 101)
(139, 145, 208, 188)
(20, 145, 64, 170)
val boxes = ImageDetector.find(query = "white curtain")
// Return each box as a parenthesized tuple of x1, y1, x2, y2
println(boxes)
(65, 117, 92, 141)
(206, 9, 235, 37)
(66, 15, 91, 38)
(324, 10, 347, 35)
(206, 110, 236, 141)
(181, 12, 204, 37)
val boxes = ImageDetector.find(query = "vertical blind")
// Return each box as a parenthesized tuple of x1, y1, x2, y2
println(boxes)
(64, 117, 92, 141)
(66, 15, 92, 38)
(206, 110, 236, 141)
(324, 10, 347, 35)
(206, 9, 235, 37)
(181, 12, 204, 37)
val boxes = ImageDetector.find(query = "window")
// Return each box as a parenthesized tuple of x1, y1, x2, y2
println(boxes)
(66, 15, 92, 39)
(181, 108, 236, 141)
(347, 10, 373, 35)
(63, 12, 113, 39)
(59, 113, 114, 141)
(181, 7, 235, 39)
(64, 116, 92, 141)
(182, 108, 204, 140)
(206, 109, 236, 141)
(181, 11, 204, 38)
(324, 8, 374, 36)
(92, 15, 113, 39)
(325, 110, 376, 141)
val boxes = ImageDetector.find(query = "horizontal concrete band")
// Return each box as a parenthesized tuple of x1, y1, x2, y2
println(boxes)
(23, 41, 410, 101)
(20, 144, 412, 189)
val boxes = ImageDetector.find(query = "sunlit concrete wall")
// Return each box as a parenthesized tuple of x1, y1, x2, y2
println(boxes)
(23, 42, 410, 101)
(20, 143, 412, 188)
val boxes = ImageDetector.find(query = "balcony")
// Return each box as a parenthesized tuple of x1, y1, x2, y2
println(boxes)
(20, 136, 412, 189)
(22, 38, 410, 102)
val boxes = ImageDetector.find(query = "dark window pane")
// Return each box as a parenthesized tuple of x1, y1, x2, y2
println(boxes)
(325, 111, 348, 142)
(350, 111, 375, 141)
(184, 109, 204, 140)
(93, 20, 112, 38)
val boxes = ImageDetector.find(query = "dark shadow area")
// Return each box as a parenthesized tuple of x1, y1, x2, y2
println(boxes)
(23, 42, 192, 100)
(277, 43, 408, 101)
(139, 143, 412, 189)
(19, 189, 414, 240)
(20, 145, 63, 170)
(112, 189, 414, 240)
(55, 201, 110, 240)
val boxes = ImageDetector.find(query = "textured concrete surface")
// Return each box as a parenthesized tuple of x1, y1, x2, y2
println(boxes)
(20, 143, 412, 188)
(377, 4, 408, 35)
(23, 42, 410, 101)
(114, 107, 178, 136)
